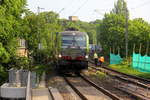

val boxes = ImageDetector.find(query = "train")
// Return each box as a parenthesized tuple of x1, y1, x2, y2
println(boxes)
(56, 30, 89, 73)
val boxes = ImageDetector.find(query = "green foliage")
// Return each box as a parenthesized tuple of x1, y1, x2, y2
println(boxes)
(0, 0, 26, 83)
(111, 0, 129, 16)
(97, 0, 150, 57)
(97, 13, 125, 55)
(0, 0, 26, 43)
(0, 0, 27, 59)
(33, 64, 52, 78)
(95, 71, 107, 80)
(0, 65, 8, 85)
(76, 21, 97, 44)
(10, 56, 29, 69)
(129, 18, 150, 55)
(0, 43, 10, 63)
(23, 11, 98, 65)
(23, 11, 62, 64)
(34, 65, 46, 76)
(88, 68, 107, 80)
(1, 0, 150, 84)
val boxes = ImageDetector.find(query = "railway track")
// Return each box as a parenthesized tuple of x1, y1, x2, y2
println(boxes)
(91, 66, 150, 89)
(63, 74, 122, 100)
(89, 63, 150, 100)
(63, 75, 88, 100)
(89, 60, 150, 84)
(102, 66, 150, 83)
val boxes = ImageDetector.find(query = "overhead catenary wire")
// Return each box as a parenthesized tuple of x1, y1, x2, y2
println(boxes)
(94, 9, 105, 16)
(72, 0, 89, 15)
(58, 0, 75, 14)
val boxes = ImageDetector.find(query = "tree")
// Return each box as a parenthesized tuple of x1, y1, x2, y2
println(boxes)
(97, 13, 126, 55)
(23, 11, 62, 64)
(0, 0, 27, 65)
(0, 43, 10, 63)
(0, 0, 26, 83)
(97, 0, 150, 57)
(129, 18, 150, 55)
(111, 0, 129, 17)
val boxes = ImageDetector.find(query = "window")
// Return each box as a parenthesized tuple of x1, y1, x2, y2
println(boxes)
(19, 39, 26, 47)
(62, 35, 86, 47)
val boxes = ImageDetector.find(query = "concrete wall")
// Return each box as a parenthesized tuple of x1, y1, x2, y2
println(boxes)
(0, 83, 26, 99)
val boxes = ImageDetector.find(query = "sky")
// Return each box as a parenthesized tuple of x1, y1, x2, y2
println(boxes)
(27, 0, 150, 23)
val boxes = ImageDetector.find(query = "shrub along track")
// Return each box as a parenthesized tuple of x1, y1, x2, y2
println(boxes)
(89, 64, 150, 100)
(63, 74, 122, 100)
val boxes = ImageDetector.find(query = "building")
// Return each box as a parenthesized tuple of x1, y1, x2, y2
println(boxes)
(17, 39, 28, 57)
(69, 16, 79, 21)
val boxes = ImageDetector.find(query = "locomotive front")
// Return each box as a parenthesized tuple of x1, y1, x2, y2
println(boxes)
(57, 31, 89, 73)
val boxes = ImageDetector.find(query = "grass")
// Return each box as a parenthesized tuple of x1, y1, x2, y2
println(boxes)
(95, 71, 107, 80)
(109, 64, 150, 79)
(88, 68, 107, 80)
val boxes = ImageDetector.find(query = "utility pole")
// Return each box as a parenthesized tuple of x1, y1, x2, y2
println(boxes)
(37, 6, 44, 50)
(37, 6, 44, 63)
(125, 8, 128, 59)
(93, 9, 105, 45)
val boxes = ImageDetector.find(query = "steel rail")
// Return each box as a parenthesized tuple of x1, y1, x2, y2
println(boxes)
(91, 66, 150, 90)
(89, 60, 150, 83)
(48, 88, 55, 100)
(116, 87, 150, 100)
(114, 75, 150, 89)
(89, 61, 150, 100)
(79, 74, 122, 100)
(102, 66, 150, 83)
(63, 76, 88, 100)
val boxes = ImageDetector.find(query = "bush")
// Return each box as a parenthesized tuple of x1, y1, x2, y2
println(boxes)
(10, 56, 29, 69)
(121, 57, 132, 65)
(0, 65, 8, 85)
(96, 71, 107, 80)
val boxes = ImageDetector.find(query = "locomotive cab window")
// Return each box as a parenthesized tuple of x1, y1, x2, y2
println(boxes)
(62, 35, 73, 46)
(74, 35, 86, 47)
(62, 35, 86, 47)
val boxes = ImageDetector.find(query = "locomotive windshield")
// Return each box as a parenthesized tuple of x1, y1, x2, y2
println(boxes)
(62, 35, 86, 47)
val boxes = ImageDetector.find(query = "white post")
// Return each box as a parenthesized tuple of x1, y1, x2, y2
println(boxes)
(16, 70, 21, 87)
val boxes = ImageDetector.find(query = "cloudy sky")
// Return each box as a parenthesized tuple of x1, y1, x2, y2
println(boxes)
(27, 0, 150, 22)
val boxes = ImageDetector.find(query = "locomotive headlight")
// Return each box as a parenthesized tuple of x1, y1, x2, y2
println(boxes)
(85, 55, 88, 59)
(58, 54, 62, 58)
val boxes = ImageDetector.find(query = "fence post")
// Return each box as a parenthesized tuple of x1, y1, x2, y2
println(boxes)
(26, 71, 31, 100)
(133, 44, 135, 53)
(118, 47, 120, 55)
(138, 43, 142, 69)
